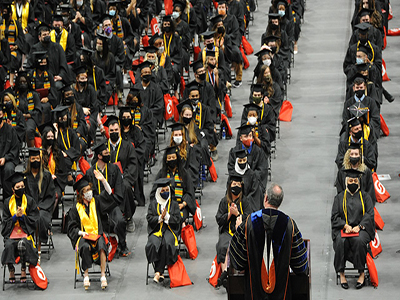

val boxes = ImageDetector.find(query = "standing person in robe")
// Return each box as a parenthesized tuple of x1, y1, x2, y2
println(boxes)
(172, 1, 191, 71)
(256, 65, 283, 117)
(23, 148, 55, 244)
(205, 50, 224, 118)
(229, 183, 309, 299)
(145, 178, 181, 283)
(331, 170, 375, 289)
(152, 146, 196, 225)
(1, 172, 39, 284)
(67, 174, 110, 290)
(50, 14, 76, 63)
(215, 174, 252, 288)
(1, 88, 26, 145)
(104, 115, 138, 232)
(262, 35, 287, 85)
(0, 105, 21, 199)
(87, 142, 130, 256)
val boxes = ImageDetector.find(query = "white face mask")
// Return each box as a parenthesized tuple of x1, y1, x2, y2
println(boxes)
(248, 116, 257, 125)
(263, 59, 271, 66)
(158, 46, 165, 54)
(173, 135, 183, 145)
(83, 190, 93, 201)
(77, 0, 83, 7)
(278, 10, 285, 17)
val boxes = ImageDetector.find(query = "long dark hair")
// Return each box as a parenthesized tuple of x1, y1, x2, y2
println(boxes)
(94, 37, 111, 65)
(41, 127, 61, 174)
(226, 177, 243, 206)
(160, 149, 188, 183)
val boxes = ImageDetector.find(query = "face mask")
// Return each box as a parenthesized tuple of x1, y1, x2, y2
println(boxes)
(183, 116, 192, 124)
(37, 63, 49, 71)
(79, 81, 87, 87)
(77, 0, 83, 7)
(353, 130, 363, 140)
(31, 160, 41, 169)
(263, 59, 271, 66)
(101, 154, 110, 163)
(142, 74, 152, 83)
(64, 95, 74, 105)
(121, 118, 131, 127)
(347, 183, 359, 194)
(217, 26, 225, 34)
(160, 191, 169, 200)
(208, 62, 216, 69)
(242, 138, 253, 148)
(110, 132, 119, 143)
(253, 96, 262, 104)
(248, 116, 257, 125)
(163, 26, 171, 33)
(54, 26, 61, 34)
(109, 10, 116, 17)
(264, 75, 272, 82)
(350, 156, 360, 165)
(96, 45, 103, 52)
(171, 11, 180, 20)
(42, 36, 51, 44)
(158, 46, 164, 54)
(271, 23, 279, 30)
(63, 17, 69, 24)
(206, 43, 214, 50)
(191, 98, 199, 107)
(238, 162, 247, 170)
(84, 190, 93, 201)
(198, 73, 206, 81)
(270, 46, 277, 54)
(167, 159, 177, 169)
(355, 89, 364, 98)
(278, 10, 285, 17)
(15, 188, 25, 198)
(231, 185, 242, 196)
(105, 26, 113, 36)
(173, 136, 182, 145)
(356, 57, 364, 64)
(59, 119, 68, 129)
(46, 138, 54, 147)
(147, 58, 156, 64)
(5, 101, 14, 111)
(19, 83, 28, 91)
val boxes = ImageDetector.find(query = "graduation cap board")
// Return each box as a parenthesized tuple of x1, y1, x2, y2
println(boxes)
(37, 121, 56, 135)
(347, 117, 361, 128)
(210, 15, 223, 26)
(103, 115, 120, 127)
(348, 102, 369, 118)
(251, 83, 263, 93)
(28, 147, 44, 157)
(176, 99, 193, 114)
(164, 145, 179, 155)
(236, 124, 253, 135)
(344, 168, 363, 178)
(167, 123, 185, 132)
(52, 105, 69, 117)
(234, 149, 247, 158)
(191, 60, 204, 72)
(268, 13, 280, 19)
(244, 103, 261, 112)
(138, 61, 154, 70)
(358, 8, 373, 18)
(349, 142, 361, 150)
(73, 175, 90, 192)
(143, 46, 159, 54)
(201, 30, 216, 40)
(7, 172, 25, 187)
(355, 22, 372, 34)
(254, 47, 271, 57)
(93, 140, 108, 155)
(228, 172, 243, 183)
(154, 177, 174, 188)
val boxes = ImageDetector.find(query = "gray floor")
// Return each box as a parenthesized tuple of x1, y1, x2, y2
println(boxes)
(2, 0, 400, 299)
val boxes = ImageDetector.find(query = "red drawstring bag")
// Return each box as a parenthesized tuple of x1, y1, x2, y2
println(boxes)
(172, 95, 180, 122)
(374, 207, 385, 230)
(132, 56, 144, 68)
(279, 100, 293, 122)
(164, 0, 173, 15)
(78, 157, 91, 175)
(107, 92, 118, 106)
(101, 115, 110, 139)
(388, 3, 393, 20)
(194, 199, 203, 231)
(142, 35, 149, 47)
(366, 252, 379, 287)
(181, 224, 198, 259)
(239, 45, 250, 69)
(104, 235, 118, 262)
(128, 70, 135, 85)
(180, 76, 186, 97)
(221, 113, 232, 137)
(380, 114, 389, 136)
(29, 264, 48, 290)
(388, 28, 400, 36)
(150, 18, 160, 35)
(224, 94, 232, 118)
(212, 0, 218, 9)
(34, 137, 42, 148)
(193, 46, 201, 61)
(4, 80, 11, 90)
(370, 230, 382, 258)
(168, 255, 193, 288)
(208, 255, 221, 287)
(164, 94, 174, 120)
(209, 158, 218, 182)
(372, 172, 390, 203)
(383, 26, 387, 50)
(242, 36, 254, 55)
(382, 59, 390, 82)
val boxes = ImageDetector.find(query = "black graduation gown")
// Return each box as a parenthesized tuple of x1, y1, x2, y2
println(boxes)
(74, 85, 99, 143)
(221, 14, 241, 47)
(228, 142, 269, 192)
(134, 66, 170, 95)
(92, 53, 117, 86)
(68, 102, 89, 144)
(263, 81, 283, 117)
(106, 35, 126, 68)
(7, 109, 26, 144)
(138, 81, 164, 125)
(87, 65, 108, 106)
(50, 28, 76, 63)
(335, 136, 376, 171)
(162, 32, 183, 68)
(42, 147, 69, 194)
(227, 0, 245, 36)
(241, 169, 263, 212)
(108, 138, 138, 187)
(345, 79, 381, 106)
(241, 102, 276, 142)
(3, 19, 28, 70)
(130, 105, 155, 161)
(331, 190, 375, 272)
(349, 27, 383, 51)
(1, 194, 39, 266)
(28, 69, 59, 110)
(16, 90, 42, 126)
(71, 4, 94, 36)
(193, 102, 217, 147)
(145, 198, 181, 266)
(215, 195, 252, 263)
(56, 127, 81, 169)
(0, 39, 11, 90)
(253, 59, 284, 92)
(24, 170, 56, 241)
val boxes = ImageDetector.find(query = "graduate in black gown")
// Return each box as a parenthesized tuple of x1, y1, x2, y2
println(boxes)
(152, 146, 196, 225)
(87, 142, 130, 256)
(229, 183, 308, 299)
(1, 88, 26, 145)
(215, 174, 252, 287)
(331, 169, 375, 289)
(145, 178, 181, 283)
(1, 172, 39, 283)
(256, 64, 283, 117)
(67, 174, 110, 290)
(24, 148, 56, 243)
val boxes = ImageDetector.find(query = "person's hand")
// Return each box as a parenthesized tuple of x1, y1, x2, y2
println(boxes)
(230, 203, 239, 216)
(16, 207, 23, 217)
(75, 11, 82, 20)
(214, 68, 219, 76)
(179, 203, 184, 210)
(161, 208, 167, 219)
(0, 157, 5, 166)
(137, 8, 141, 14)
(10, 45, 17, 51)
(344, 224, 352, 234)
(6, 119, 11, 125)
(78, 230, 88, 237)
(23, 113, 31, 119)
(52, 174, 57, 180)
(190, 143, 194, 147)
(62, 151, 67, 157)
(351, 225, 361, 233)
(54, 75, 62, 82)
(235, 215, 242, 229)
(41, 97, 49, 103)
(83, 107, 91, 115)
(93, 169, 105, 182)
(135, 124, 142, 130)
(264, 96, 270, 104)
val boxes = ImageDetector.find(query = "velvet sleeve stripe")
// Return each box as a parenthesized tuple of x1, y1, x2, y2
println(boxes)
(229, 223, 248, 271)
(290, 227, 308, 274)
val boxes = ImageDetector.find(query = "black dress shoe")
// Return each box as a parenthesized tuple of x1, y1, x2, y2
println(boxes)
(216, 271, 228, 288)
(341, 282, 349, 289)
(356, 280, 365, 289)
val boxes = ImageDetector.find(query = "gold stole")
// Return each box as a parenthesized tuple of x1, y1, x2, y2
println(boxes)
(194, 102, 202, 129)
(153, 200, 178, 246)
(76, 200, 98, 235)
(12, 2, 29, 30)
(9, 194, 36, 247)
(50, 28, 68, 51)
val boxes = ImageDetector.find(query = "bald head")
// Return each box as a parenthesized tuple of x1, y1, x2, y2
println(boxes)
(265, 183, 284, 208)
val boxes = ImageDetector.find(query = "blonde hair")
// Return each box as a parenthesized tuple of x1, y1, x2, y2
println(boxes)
(180, 107, 198, 144)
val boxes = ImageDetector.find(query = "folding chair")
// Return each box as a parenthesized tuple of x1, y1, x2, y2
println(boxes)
(146, 262, 170, 285)
(2, 262, 33, 291)
(37, 224, 55, 261)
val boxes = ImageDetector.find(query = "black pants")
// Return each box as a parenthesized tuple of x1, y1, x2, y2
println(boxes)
(78, 235, 107, 271)
(102, 206, 127, 248)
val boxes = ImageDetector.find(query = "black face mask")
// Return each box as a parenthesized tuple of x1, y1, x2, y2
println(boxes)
(110, 132, 119, 143)
(54, 26, 62, 34)
(78, 81, 87, 88)
(167, 159, 177, 169)
(217, 26, 225, 34)
(37, 64, 49, 71)
(5, 101, 14, 111)
(271, 23, 279, 30)
(102, 154, 110, 163)
(121, 118, 131, 127)
(353, 130, 363, 140)
(46, 138, 54, 147)
(271, 46, 277, 54)
(163, 26, 171, 33)
(182, 116, 192, 124)
(15, 188, 25, 198)
(31, 160, 41, 169)
(198, 73, 206, 81)
(238, 162, 247, 170)
(347, 183, 359, 194)
(208, 62, 216, 69)
(58, 120, 68, 129)
(64, 96, 74, 105)
(231, 185, 242, 196)
(142, 74, 152, 83)
(350, 156, 360, 165)
(42, 36, 51, 45)
(19, 83, 28, 91)
(206, 43, 214, 50)
(355, 89, 365, 98)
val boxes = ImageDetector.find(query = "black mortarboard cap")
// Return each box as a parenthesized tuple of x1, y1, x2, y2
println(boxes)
(234, 149, 247, 159)
(210, 15, 223, 26)
(7, 172, 25, 187)
(263, 35, 281, 44)
(276, 0, 287, 8)
(28, 147, 44, 157)
(154, 177, 174, 188)
(17, 70, 28, 78)
(96, 32, 109, 41)
(176, 99, 193, 114)
(164, 145, 179, 155)
(3, 87, 15, 98)
(355, 63, 369, 72)
(355, 22, 371, 34)
(59, 4, 72, 12)
(58, 83, 73, 93)
(101, 14, 112, 22)
(103, 115, 120, 127)
(144, 46, 159, 54)
(0, 1, 13, 10)
(217, 0, 227, 5)
(108, 0, 121, 6)
(37, 121, 56, 135)
(149, 33, 163, 46)
(163, 15, 173, 23)
(348, 102, 369, 118)
(73, 175, 90, 192)
(349, 142, 361, 150)
(251, 83, 263, 93)
(138, 60, 154, 70)
(93, 140, 108, 155)
(237, 124, 253, 135)
(254, 48, 271, 57)
(228, 171, 243, 183)
(167, 123, 184, 132)
(174, 1, 185, 10)
(52, 105, 69, 117)
(38, 23, 52, 32)
(53, 14, 64, 22)
(357, 44, 369, 55)
(351, 73, 367, 84)
(74, 65, 87, 76)
(191, 59, 204, 72)
(244, 102, 261, 113)
(358, 8, 372, 18)
(347, 117, 361, 128)
(268, 13, 280, 19)
(128, 85, 143, 96)
(345, 168, 363, 178)
(201, 30, 216, 39)
(185, 80, 200, 92)
(32, 51, 48, 62)
(205, 50, 216, 57)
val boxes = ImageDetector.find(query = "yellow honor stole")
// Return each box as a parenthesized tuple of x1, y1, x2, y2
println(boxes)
(9, 194, 35, 247)
(194, 102, 202, 129)
(12, 2, 29, 30)
(153, 199, 178, 246)
(50, 28, 68, 51)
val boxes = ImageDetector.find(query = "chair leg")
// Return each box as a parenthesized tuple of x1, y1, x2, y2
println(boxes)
(3, 265, 5, 291)
(74, 267, 77, 289)
(146, 263, 149, 285)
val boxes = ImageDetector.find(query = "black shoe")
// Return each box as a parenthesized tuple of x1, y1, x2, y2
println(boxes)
(341, 282, 349, 289)
(119, 246, 131, 257)
(232, 81, 242, 88)
(216, 270, 228, 288)
(356, 280, 365, 289)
